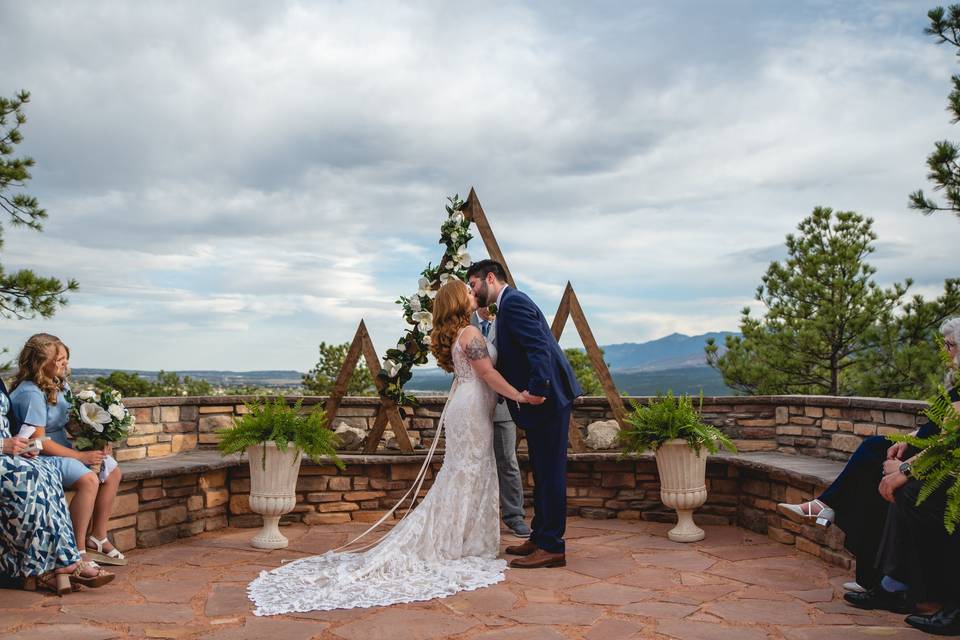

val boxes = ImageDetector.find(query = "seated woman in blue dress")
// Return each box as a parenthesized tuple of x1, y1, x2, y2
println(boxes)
(9, 333, 127, 567)
(777, 317, 960, 600)
(1, 377, 114, 594)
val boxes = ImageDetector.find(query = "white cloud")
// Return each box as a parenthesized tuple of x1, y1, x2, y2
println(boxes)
(0, 1, 956, 369)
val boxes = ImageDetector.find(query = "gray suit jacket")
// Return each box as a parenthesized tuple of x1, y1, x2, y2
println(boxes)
(471, 311, 514, 423)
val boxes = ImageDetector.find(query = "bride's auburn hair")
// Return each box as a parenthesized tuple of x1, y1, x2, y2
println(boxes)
(430, 281, 473, 373)
(12, 333, 69, 404)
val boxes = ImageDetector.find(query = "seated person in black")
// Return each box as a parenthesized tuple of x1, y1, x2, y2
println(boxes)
(777, 317, 960, 594)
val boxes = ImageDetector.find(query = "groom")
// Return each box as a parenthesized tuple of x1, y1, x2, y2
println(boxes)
(466, 259, 583, 569)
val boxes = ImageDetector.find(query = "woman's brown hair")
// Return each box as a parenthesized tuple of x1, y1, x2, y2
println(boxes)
(12, 333, 69, 404)
(430, 281, 473, 373)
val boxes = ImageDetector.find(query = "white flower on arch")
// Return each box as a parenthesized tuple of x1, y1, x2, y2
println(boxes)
(383, 359, 402, 378)
(417, 278, 437, 299)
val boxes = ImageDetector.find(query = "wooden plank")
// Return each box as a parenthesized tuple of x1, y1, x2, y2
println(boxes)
(464, 187, 517, 288)
(565, 284, 628, 427)
(322, 321, 367, 430)
(550, 282, 573, 339)
(363, 410, 390, 454)
(568, 415, 587, 453)
(358, 324, 414, 454)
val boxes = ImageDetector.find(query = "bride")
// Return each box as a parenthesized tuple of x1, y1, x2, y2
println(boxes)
(249, 280, 530, 615)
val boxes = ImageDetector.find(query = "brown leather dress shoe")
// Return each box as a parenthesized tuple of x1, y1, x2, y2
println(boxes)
(509, 549, 566, 569)
(505, 540, 538, 556)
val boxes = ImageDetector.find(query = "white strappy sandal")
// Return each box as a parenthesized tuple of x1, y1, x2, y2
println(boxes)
(86, 535, 128, 566)
(776, 499, 835, 527)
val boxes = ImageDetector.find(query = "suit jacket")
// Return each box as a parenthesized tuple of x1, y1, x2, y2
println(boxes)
(471, 312, 513, 423)
(494, 287, 583, 428)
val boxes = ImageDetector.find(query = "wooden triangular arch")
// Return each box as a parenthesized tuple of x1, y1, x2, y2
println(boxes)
(322, 320, 415, 454)
(324, 187, 622, 456)
(551, 282, 628, 438)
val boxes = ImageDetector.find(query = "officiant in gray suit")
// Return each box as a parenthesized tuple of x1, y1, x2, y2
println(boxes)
(473, 306, 531, 538)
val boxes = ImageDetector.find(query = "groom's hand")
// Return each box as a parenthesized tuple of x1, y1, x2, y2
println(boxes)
(521, 391, 546, 405)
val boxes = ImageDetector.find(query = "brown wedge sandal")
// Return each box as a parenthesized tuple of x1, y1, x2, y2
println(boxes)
(68, 561, 115, 589)
(36, 571, 72, 595)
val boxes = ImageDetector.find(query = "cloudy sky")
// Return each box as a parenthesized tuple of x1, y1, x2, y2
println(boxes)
(0, 1, 957, 371)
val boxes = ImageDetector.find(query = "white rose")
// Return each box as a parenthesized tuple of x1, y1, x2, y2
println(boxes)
(453, 246, 471, 269)
(409, 295, 422, 312)
(383, 359, 402, 377)
(107, 404, 126, 421)
(412, 310, 433, 333)
(79, 402, 111, 433)
(439, 272, 460, 286)
(423, 335, 432, 346)
(417, 277, 437, 299)
(450, 211, 464, 224)
(77, 390, 97, 401)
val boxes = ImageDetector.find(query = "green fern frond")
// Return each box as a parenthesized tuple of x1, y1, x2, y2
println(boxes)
(217, 396, 343, 469)
(892, 386, 960, 533)
(619, 391, 737, 455)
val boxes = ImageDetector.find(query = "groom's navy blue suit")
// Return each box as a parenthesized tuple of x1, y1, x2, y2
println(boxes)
(495, 286, 582, 553)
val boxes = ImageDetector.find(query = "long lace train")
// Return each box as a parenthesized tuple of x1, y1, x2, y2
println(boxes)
(248, 336, 505, 615)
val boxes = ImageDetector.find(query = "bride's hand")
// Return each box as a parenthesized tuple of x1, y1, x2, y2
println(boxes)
(515, 391, 528, 403)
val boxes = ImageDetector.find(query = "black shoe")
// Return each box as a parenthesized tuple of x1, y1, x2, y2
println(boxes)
(906, 606, 960, 636)
(843, 586, 913, 614)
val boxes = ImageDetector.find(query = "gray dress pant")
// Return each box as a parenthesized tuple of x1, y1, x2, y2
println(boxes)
(493, 417, 526, 525)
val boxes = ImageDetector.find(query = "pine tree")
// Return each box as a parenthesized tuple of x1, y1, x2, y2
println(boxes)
(909, 6, 960, 220)
(0, 90, 78, 319)
(707, 207, 960, 398)
(707, 208, 906, 396)
(302, 341, 375, 396)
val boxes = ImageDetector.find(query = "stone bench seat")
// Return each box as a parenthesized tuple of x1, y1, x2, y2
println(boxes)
(119, 449, 844, 484)
(107, 447, 850, 568)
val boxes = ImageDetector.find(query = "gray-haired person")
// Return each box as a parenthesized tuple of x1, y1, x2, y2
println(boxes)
(473, 306, 532, 538)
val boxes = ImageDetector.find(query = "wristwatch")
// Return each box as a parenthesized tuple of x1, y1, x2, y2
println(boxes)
(899, 461, 913, 477)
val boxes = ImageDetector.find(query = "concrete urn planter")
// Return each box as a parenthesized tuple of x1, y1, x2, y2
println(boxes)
(246, 443, 302, 549)
(655, 438, 708, 542)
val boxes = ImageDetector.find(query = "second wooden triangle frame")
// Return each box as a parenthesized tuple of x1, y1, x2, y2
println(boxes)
(322, 320, 415, 454)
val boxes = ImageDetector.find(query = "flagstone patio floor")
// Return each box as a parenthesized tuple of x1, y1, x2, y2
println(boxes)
(1, 517, 927, 639)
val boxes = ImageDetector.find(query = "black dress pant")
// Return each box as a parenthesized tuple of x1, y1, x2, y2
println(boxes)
(879, 477, 960, 604)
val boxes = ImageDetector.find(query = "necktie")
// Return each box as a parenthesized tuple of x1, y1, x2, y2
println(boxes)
(481, 320, 490, 337)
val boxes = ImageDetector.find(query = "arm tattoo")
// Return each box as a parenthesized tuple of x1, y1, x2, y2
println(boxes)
(464, 336, 491, 361)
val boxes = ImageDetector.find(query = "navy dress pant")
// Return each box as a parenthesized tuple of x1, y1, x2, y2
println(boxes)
(523, 403, 571, 554)
(818, 424, 940, 588)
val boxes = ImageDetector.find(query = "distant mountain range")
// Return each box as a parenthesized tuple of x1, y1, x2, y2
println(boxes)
(71, 331, 740, 396)
(600, 331, 739, 372)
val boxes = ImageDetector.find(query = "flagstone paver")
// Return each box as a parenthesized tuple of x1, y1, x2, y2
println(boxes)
(332, 607, 479, 640)
(0, 516, 926, 639)
(582, 617, 647, 640)
(616, 601, 701, 619)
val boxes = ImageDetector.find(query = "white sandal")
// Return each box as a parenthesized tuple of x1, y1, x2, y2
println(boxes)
(776, 499, 835, 527)
(86, 535, 128, 566)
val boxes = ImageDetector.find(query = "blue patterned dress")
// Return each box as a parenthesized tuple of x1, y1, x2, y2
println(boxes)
(0, 391, 81, 577)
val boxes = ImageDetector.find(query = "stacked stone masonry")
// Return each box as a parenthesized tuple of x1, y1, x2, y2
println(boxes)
(93, 394, 930, 574)
(116, 394, 928, 461)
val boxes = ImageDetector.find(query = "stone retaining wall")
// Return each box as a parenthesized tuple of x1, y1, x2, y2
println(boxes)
(103, 450, 850, 570)
(116, 394, 929, 462)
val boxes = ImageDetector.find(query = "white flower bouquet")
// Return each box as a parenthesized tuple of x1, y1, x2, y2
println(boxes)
(64, 388, 136, 453)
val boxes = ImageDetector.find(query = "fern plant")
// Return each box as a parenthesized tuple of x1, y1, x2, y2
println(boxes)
(217, 397, 344, 470)
(619, 392, 737, 455)
(888, 386, 960, 533)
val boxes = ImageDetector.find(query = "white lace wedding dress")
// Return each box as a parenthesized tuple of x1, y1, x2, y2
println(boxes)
(248, 334, 506, 615)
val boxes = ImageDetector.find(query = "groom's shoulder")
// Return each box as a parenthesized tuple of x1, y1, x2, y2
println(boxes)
(502, 287, 532, 305)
